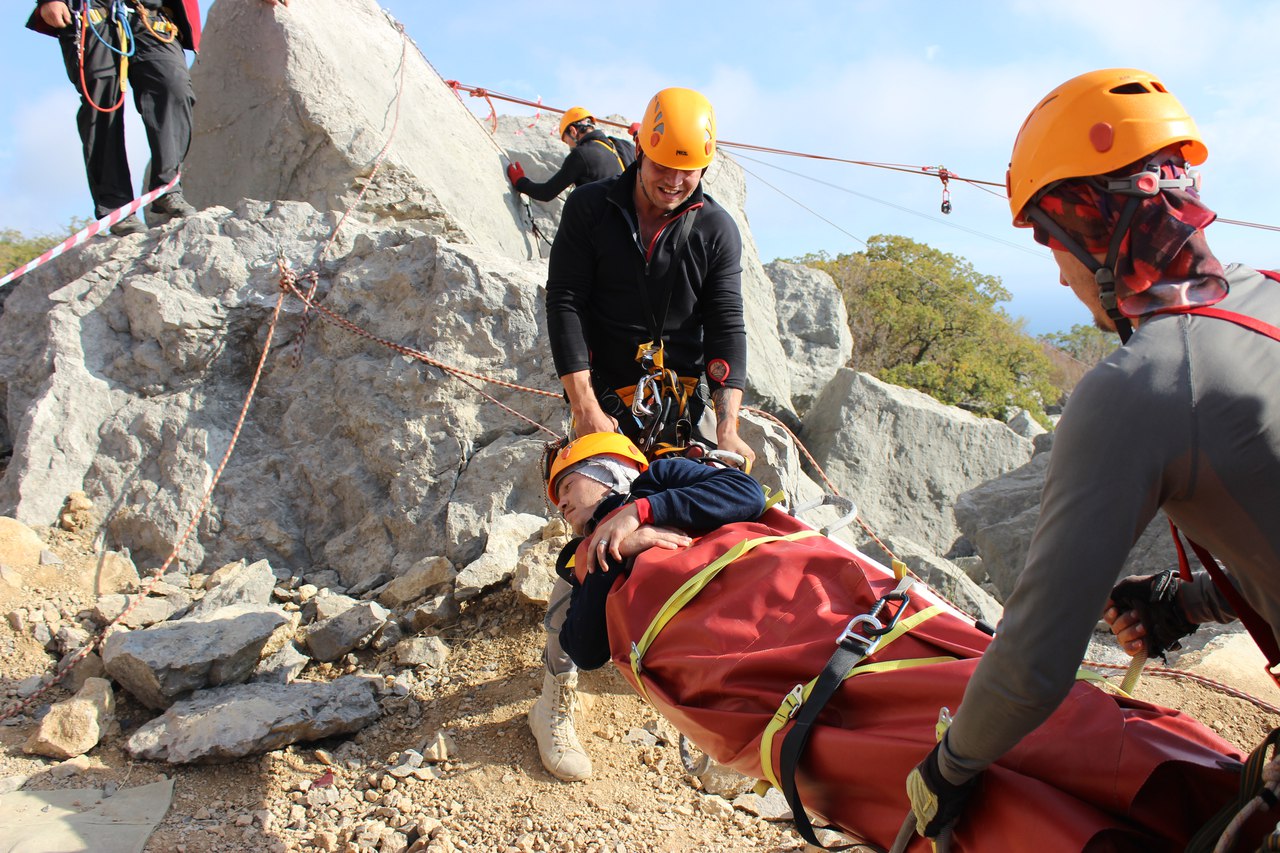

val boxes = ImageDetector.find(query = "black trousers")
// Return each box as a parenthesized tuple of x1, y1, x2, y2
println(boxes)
(57, 5, 193, 217)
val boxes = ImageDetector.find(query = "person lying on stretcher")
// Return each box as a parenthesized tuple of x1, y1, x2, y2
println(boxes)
(541, 432, 764, 670)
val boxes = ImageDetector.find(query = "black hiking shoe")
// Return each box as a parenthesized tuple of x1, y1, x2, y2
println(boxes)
(149, 191, 197, 224)
(108, 217, 147, 237)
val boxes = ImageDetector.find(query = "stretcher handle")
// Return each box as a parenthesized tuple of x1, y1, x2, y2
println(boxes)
(888, 813, 954, 853)
(678, 733, 713, 776)
(789, 494, 858, 536)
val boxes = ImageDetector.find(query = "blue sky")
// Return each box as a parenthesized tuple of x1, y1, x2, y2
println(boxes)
(4, 0, 1277, 335)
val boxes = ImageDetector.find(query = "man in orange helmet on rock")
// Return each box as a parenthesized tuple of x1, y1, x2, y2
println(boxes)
(902, 69, 1280, 846)
(532, 87, 754, 783)
(506, 106, 635, 203)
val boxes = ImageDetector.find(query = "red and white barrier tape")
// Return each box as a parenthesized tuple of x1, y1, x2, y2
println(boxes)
(0, 173, 181, 290)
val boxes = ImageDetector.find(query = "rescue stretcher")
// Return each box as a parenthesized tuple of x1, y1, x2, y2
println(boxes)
(591, 498, 1275, 851)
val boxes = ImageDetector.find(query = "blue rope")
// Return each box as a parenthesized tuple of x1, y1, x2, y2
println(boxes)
(82, 0, 135, 58)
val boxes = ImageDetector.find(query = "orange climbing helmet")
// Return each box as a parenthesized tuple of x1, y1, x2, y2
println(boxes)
(545, 432, 649, 503)
(1007, 68, 1208, 226)
(639, 87, 716, 170)
(559, 106, 594, 138)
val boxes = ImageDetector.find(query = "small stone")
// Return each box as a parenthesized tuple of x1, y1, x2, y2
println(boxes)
(314, 748, 334, 766)
(195, 807, 211, 820)
(0, 565, 22, 589)
(39, 550, 64, 567)
(234, 813, 253, 827)
(312, 830, 338, 851)
(418, 731, 454, 763)
(49, 754, 92, 779)
(379, 774, 396, 791)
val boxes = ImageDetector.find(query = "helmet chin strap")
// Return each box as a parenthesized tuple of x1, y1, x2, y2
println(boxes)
(1025, 200, 1140, 344)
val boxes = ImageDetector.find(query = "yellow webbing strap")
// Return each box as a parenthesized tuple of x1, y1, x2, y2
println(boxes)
(117, 17, 131, 92)
(591, 137, 627, 171)
(756, 604, 947, 789)
(761, 487, 787, 512)
(629, 529, 820, 703)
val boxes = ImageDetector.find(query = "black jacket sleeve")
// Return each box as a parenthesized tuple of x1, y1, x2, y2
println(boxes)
(516, 149, 588, 202)
(545, 184, 602, 378)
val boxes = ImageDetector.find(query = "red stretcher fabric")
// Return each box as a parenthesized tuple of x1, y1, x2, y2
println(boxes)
(604, 507, 1258, 852)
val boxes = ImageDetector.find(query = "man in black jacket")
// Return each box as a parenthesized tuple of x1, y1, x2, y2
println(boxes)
(530, 86, 753, 784)
(506, 107, 635, 202)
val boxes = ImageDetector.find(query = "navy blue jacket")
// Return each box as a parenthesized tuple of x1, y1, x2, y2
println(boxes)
(558, 458, 764, 670)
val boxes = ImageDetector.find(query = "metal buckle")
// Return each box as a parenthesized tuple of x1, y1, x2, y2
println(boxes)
(836, 614, 883, 655)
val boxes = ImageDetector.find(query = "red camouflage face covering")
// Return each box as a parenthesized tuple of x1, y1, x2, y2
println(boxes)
(1030, 159, 1227, 317)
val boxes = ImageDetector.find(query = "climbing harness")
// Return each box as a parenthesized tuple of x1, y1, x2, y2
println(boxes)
(590, 137, 627, 173)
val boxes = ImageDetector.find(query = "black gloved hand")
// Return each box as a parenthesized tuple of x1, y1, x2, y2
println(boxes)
(905, 742, 979, 838)
(1108, 569, 1199, 659)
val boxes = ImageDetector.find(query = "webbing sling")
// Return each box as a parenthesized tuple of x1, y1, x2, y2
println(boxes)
(1184, 726, 1280, 853)
(776, 579, 918, 847)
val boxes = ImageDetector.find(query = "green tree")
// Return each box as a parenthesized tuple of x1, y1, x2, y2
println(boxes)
(796, 235, 1059, 423)
(0, 221, 85, 274)
(1039, 323, 1115, 367)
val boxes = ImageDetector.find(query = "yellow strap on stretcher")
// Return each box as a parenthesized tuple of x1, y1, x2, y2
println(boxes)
(629, 529, 821, 704)
(757, 606, 948, 790)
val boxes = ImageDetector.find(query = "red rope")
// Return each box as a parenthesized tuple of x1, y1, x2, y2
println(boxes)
(77, 13, 126, 114)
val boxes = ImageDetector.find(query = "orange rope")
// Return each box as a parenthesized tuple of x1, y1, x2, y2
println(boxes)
(77, 12, 126, 114)
(1083, 658, 1280, 716)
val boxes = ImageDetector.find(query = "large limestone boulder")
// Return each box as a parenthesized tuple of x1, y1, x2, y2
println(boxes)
(126, 676, 380, 764)
(802, 370, 1034, 556)
(0, 201, 563, 583)
(764, 261, 852, 418)
(102, 604, 294, 709)
(955, 437, 1178, 599)
(185, 0, 533, 261)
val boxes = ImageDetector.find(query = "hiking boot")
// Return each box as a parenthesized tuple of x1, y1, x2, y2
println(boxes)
(108, 216, 146, 237)
(528, 670, 592, 781)
(149, 191, 197, 223)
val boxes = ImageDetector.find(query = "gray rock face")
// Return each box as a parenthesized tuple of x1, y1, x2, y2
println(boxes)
(955, 440, 1176, 599)
(125, 676, 380, 764)
(102, 604, 293, 709)
(305, 601, 389, 662)
(191, 558, 276, 616)
(377, 556, 455, 609)
(803, 370, 1034, 556)
(765, 261, 853, 417)
(0, 201, 562, 581)
(858, 536, 1003, 627)
(185, 0, 531, 261)
(454, 512, 546, 600)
